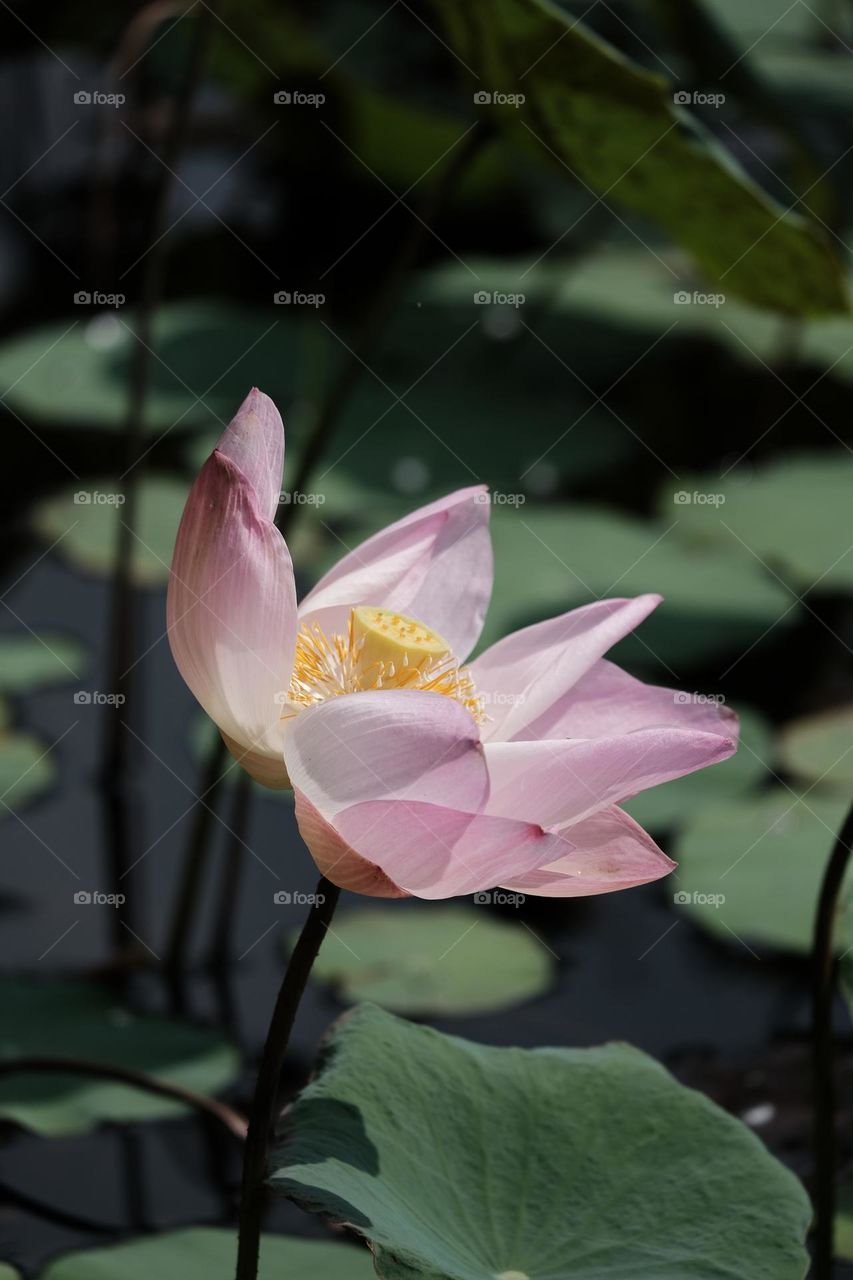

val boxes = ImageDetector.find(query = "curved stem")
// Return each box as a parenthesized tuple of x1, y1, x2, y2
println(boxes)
(813, 798, 853, 1279)
(235, 877, 341, 1280)
(0, 1055, 247, 1140)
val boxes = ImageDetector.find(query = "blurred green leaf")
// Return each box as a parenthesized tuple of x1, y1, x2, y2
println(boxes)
(659, 453, 853, 592)
(625, 705, 773, 830)
(778, 705, 853, 792)
(273, 1004, 811, 1279)
(0, 634, 85, 694)
(0, 729, 56, 813)
(673, 790, 851, 953)
(0, 303, 303, 432)
(433, 0, 847, 313)
(33, 478, 189, 587)
(299, 904, 552, 1015)
(483, 504, 795, 667)
(0, 980, 239, 1136)
(39, 1229, 374, 1280)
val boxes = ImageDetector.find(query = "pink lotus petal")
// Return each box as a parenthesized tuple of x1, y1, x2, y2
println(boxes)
(215, 388, 284, 521)
(282, 689, 488, 823)
(294, 793, 409, 897)
(334, 800, 566, 899)
(472, 595, 661, 741)
(168, 446, 297, 776)
(501, 806, 675, 897)
(298, 487, 493, 659)
(523, 658, 740, 742)
(484, 726, 736, 829)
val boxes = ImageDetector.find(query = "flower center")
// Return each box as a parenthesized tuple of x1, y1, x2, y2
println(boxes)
(285, 606, 484, 723)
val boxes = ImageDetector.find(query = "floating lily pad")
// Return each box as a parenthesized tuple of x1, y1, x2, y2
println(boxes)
(778, 705, 853, 793)
(659, 454, 853, 592)
(483, 504, 794, 667)
(432, 0, 846, 314)
(0, 633, 86, 692)
(298, 905, 552, 1015)
(625, 705, 773, 831)
(673, 790, 852, 953)
(33, 477, 189, 587)
(39, 1228, 374, 1280)
(0, 729, 57, 813)
(0, 979, 239, 1136)
(272, 1004, 811, 1280)
(0, 302, 302, 431)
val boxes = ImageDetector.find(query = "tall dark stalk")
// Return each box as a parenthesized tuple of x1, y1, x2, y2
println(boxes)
(166, 124, 493, 974)
(812, 799, 853, 1278)
(234, 878, 341, 1280)
(100, 4, 217, 959)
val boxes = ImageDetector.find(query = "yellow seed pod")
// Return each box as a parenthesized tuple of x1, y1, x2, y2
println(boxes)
(351, 606, 450, 686)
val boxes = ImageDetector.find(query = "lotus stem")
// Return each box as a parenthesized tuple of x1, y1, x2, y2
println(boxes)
(812, 798, 853, 1278)
(235, 877, 340, 1280)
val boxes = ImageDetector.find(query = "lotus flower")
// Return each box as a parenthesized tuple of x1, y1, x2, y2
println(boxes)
(168, 389, 737, 899)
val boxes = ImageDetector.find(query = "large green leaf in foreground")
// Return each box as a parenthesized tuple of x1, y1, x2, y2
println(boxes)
(433, 0, 846, 314)
(0, 980, 239, 1136)
(39, 1229, 374, 1280)
(272, 1005, 810, 1280)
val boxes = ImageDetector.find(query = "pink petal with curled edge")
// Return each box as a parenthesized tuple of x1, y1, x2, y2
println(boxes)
(294, 792, 409, 897)
(215, 387, 284, 521)
(168, 448, 297, 783)
(333, 799, 566, 899)
(471, 595, 661, 742)
(519, 657, 739, 743)
(500, 806, 675, 897)
(282, 689, 489, 824)
(484, 726, 736, 829)
(298, 487, 493, 660)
